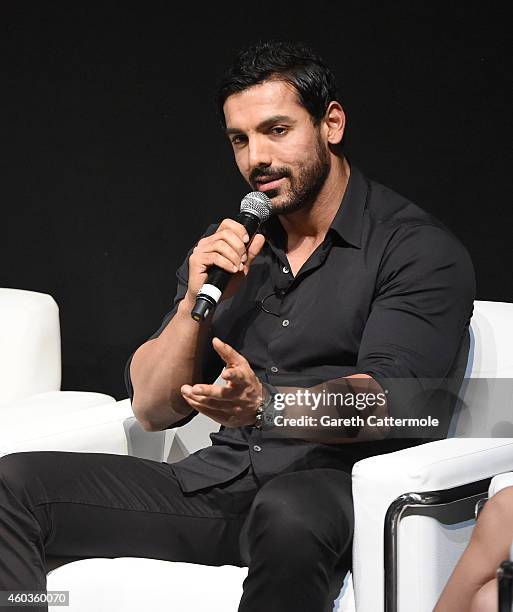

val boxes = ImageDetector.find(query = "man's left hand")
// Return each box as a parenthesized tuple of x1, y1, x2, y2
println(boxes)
(180, 337, 263, 428)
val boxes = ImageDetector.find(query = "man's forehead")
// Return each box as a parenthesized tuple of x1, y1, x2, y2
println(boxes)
(223, 80, 305, 130)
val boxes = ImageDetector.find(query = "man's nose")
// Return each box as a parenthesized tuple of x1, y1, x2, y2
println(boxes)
(247, 135, 272, 170)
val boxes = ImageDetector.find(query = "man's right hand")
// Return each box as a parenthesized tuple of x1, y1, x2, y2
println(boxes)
(185, 219, 266, 304)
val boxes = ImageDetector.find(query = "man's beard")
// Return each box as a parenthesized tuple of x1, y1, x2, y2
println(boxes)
(251, 136, 331, 215)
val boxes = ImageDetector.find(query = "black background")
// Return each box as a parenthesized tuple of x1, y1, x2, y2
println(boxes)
(3, 4, 512, 399)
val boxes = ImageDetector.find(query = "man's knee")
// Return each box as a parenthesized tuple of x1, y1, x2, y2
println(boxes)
(0, 452, 33, 484)
(244, 471, 353, 558)
(0, 452, 43, 502)
(252, 470, 352, 520)
(251, 475, 309, 528)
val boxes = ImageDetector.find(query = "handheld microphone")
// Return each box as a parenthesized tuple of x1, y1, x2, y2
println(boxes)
(191, 192, 272, 322)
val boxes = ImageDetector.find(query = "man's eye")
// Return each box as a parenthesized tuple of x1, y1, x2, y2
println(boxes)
(231, 135, 246, 145)
(271, 127, 287, 135)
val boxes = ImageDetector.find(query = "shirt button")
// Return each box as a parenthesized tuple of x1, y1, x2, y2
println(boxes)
(270, 366, 279, 373)
(282, 319, 290, 327)
(253, 445, 262, 452)
(282, 266, 290, 273)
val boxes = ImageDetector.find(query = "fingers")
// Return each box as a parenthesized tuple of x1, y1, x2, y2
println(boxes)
(217, 218, 250, 245)
(212, 337, 249, 367)
(184, 394, 237, 412)
(246, 233, 266, 264)
(212, 238, 244, 270)
(181, 382, 238, 402)
(211, 222, 249, 264)
(194, 235, 245, 273)
(221, 366, 246, 385)
(191, 222, 266, 279)
(181, 385, 243, 425)
(181, 394, 236, 421)
(196, 250, 244, 274)
(239, 233, 266, 277)
(190, 248, 237, 277)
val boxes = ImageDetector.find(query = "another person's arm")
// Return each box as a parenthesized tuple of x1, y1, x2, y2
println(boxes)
(434, 486, 513, 612)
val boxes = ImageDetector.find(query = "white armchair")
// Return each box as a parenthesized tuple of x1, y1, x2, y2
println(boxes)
(45, 300, 513, 611)
(0, 288, 161, 457)
(351, 300, 513, 611)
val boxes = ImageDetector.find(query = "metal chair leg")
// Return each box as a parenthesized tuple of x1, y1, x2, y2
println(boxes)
(497, 560, 513, 612)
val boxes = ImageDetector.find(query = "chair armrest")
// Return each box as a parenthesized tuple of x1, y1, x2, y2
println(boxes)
(489, 472, 513, 497)
(351, 438, 513, 612)
(164, 411, 219, 463)
(119, 399, 174, 462)
(0, 396, 135, 456)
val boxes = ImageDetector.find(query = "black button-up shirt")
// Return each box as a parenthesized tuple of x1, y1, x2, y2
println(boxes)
(125, 163, 476, 493)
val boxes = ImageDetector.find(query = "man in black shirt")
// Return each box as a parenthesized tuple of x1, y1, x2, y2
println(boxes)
(0, 41, 475, 612)
(126, 159, 474, 493)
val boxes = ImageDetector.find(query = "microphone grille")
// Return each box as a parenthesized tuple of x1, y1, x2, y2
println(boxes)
(240, 191, 273, 222)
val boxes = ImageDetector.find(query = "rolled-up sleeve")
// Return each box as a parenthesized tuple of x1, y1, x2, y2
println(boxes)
(357, 223, 476, 381)
(351, 222, 476, 439)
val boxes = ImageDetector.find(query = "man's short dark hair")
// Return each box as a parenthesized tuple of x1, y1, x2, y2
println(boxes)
(217, 40, 340, 128)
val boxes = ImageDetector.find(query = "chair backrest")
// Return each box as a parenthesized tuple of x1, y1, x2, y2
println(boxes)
(449, 300, 513, 437)
(0, 288, 61, 405)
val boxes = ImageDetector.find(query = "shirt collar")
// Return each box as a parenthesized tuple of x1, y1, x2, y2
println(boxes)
(260, 160, 368, 249)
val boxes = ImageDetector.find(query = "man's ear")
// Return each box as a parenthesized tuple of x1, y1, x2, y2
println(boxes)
(324, 101, 346, 145)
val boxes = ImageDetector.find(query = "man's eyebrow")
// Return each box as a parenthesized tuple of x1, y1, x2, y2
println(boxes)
(225, 115, 296, 136)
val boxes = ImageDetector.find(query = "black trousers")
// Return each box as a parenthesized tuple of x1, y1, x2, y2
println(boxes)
(0, 451, 354, 611)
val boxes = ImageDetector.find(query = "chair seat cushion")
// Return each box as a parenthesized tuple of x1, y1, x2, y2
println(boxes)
(47, 556, 356, 611)
(47, 557, 248, 612)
